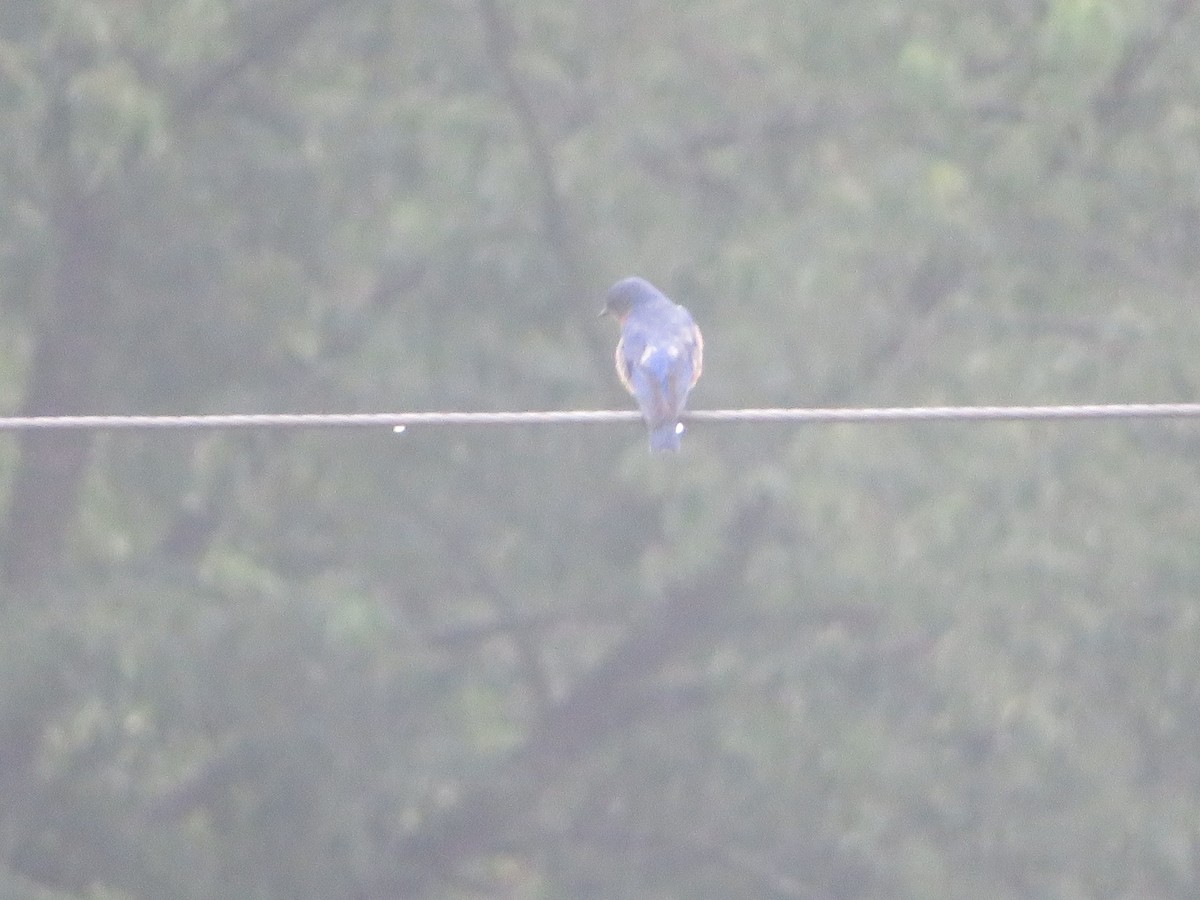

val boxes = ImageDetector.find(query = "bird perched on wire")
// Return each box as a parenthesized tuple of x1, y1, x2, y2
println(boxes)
(600, 276, 703, 452)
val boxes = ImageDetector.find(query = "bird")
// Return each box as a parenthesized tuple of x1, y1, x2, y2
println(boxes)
(599, 276, 703, 452)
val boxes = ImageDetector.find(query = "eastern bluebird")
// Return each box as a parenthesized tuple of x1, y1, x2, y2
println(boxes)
(600, 276, 703, 452)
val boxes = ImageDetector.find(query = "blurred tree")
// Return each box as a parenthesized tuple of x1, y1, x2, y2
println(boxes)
(2, 0, 1200, 897)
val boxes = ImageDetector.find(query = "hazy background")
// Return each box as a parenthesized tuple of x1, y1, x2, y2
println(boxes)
(2, 0, 1200, 897)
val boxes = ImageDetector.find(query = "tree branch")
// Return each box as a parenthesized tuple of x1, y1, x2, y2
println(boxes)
(175, 0, 356, 119)
(3, 91, 113, 586)
(820, 239, 967, 405)
(1092, 0, 1198, 122)
(368, 497, 779, 897)
(476, 0, 582, 287)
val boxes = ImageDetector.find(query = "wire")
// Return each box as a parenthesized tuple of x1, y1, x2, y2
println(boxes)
(0, 403, 1197, 431)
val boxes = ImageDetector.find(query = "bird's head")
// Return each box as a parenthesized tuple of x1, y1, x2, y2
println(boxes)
(598, 276, 666, 321)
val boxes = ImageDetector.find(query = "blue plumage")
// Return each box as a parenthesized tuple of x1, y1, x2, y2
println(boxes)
(600, 277, 703, 453)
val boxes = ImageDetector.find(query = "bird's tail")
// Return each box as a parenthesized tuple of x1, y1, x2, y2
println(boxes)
(649, 420, 682, 452)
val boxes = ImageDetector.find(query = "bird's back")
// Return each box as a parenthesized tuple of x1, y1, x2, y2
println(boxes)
(604, 276, 702, 452)
(619, 299, 700, 450)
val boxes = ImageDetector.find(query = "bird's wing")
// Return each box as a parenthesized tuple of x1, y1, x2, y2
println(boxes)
(686, 319, 703, 388)
(614, 333, 640, 396)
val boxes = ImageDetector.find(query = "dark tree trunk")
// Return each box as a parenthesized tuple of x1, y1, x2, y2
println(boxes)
(3, 190, 113, 585)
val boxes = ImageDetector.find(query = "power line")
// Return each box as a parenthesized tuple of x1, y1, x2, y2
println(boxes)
(0, 402, 1197, 432)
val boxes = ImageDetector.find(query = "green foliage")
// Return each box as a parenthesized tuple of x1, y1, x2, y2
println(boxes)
(2, 0, 1200, 897)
